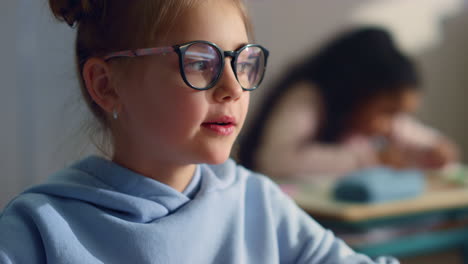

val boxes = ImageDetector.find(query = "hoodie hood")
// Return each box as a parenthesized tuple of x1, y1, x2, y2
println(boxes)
(24, 156, 237, 223)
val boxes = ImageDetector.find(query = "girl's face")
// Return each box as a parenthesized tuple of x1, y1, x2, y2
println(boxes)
(350, 89, 421, 137)
(112, 0, 250, 165)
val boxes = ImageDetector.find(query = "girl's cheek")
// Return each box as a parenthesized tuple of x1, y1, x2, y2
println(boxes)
(169, 58, 180, 72)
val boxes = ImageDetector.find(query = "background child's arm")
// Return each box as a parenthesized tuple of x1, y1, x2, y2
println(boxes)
(258, 139, 378, 179)
(256, 83, 377, 179)
(388, 115, 459, 169)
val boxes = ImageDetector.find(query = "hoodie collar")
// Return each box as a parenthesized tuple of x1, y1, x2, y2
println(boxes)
(74, 156, 194, 206)
(25, 156, 238, 223)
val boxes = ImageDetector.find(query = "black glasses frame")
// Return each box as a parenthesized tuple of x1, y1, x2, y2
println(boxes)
(174, 40, 269, 91)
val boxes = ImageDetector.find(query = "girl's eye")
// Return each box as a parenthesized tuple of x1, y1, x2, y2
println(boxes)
(237, 62, 254, 74)
(185, 60, 210, 72)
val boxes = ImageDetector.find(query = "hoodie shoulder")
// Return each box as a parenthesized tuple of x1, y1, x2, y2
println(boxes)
(0, 192, 50, 264)
(0, 162, 112, 264)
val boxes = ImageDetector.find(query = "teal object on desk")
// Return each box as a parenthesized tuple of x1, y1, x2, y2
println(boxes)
(333, 167, 425, 203)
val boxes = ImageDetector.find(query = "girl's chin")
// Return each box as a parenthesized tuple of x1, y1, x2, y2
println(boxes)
(200, 151, 232, 165)
(203, 155, 230, 165)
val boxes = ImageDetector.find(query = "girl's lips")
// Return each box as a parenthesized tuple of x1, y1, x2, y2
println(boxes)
(201, 123, 235, 136)
(202, 116, 237, 136)
(203, 116, 237, 125)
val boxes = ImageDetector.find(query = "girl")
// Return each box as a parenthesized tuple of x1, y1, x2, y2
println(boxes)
(239, 27, 458, 180)
(0, 1, 395, 263)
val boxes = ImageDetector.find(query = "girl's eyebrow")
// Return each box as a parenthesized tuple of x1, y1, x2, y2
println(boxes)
(186, 51, 217, 59)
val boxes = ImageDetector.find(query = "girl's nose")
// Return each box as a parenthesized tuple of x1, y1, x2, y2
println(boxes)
(213, 61, 243, 103)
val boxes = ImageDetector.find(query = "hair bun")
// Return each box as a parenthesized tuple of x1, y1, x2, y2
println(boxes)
(49, 0, 104, 27)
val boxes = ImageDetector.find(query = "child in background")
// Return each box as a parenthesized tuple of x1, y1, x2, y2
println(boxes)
(0, 1, 396, 263)
(239, 27, 458, 180)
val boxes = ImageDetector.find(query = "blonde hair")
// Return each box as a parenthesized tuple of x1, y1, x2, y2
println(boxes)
(48, 0, 253, 154)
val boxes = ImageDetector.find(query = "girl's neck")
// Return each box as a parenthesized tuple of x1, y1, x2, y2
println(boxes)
(111, 151, 197, 193)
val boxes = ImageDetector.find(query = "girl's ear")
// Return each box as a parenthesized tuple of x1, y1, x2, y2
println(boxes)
(83, 58, 120, 114)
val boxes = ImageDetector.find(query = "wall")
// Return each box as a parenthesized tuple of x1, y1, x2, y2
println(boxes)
(0, 0, 20, 208)
(415, 10, 468, 160)
(0, 0, 90, 207)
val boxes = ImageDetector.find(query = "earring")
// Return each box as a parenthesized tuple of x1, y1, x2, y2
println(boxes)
(112, 109, 119, 120)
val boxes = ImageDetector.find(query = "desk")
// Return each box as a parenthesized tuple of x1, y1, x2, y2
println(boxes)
(282, 175, 468, 262)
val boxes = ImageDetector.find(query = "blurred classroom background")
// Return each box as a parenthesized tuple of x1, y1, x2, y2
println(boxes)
(244, 0, 468, 159)
(1, 0, 468, 263)
(243, 1, 468, 263)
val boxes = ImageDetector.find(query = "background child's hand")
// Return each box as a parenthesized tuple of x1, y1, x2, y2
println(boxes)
(420, 141, 459, 170)
(378, 144, 409, 169)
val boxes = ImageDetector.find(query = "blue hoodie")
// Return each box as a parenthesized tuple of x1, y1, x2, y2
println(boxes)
(0, 156, 396, 263)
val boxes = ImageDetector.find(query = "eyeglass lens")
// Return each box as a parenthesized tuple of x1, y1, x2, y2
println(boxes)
(183, 43, 221, 89)
(235, 46, 265, 89)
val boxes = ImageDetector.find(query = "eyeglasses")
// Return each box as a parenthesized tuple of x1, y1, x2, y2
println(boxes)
(103, 40, 269, 91)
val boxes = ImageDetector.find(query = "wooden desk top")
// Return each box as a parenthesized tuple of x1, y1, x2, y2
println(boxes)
(285, 174, 468, 222)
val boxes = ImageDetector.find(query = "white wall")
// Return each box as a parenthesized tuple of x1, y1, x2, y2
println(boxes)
(0, 0, 91, 207)
(415, 10, 468, 159)
(1, 0, 20, 208)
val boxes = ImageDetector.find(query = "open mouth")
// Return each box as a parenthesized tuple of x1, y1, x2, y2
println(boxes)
(201, 122, 234, 128)
(211, 122, 231, 126)
(202, 117, 236, 135)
